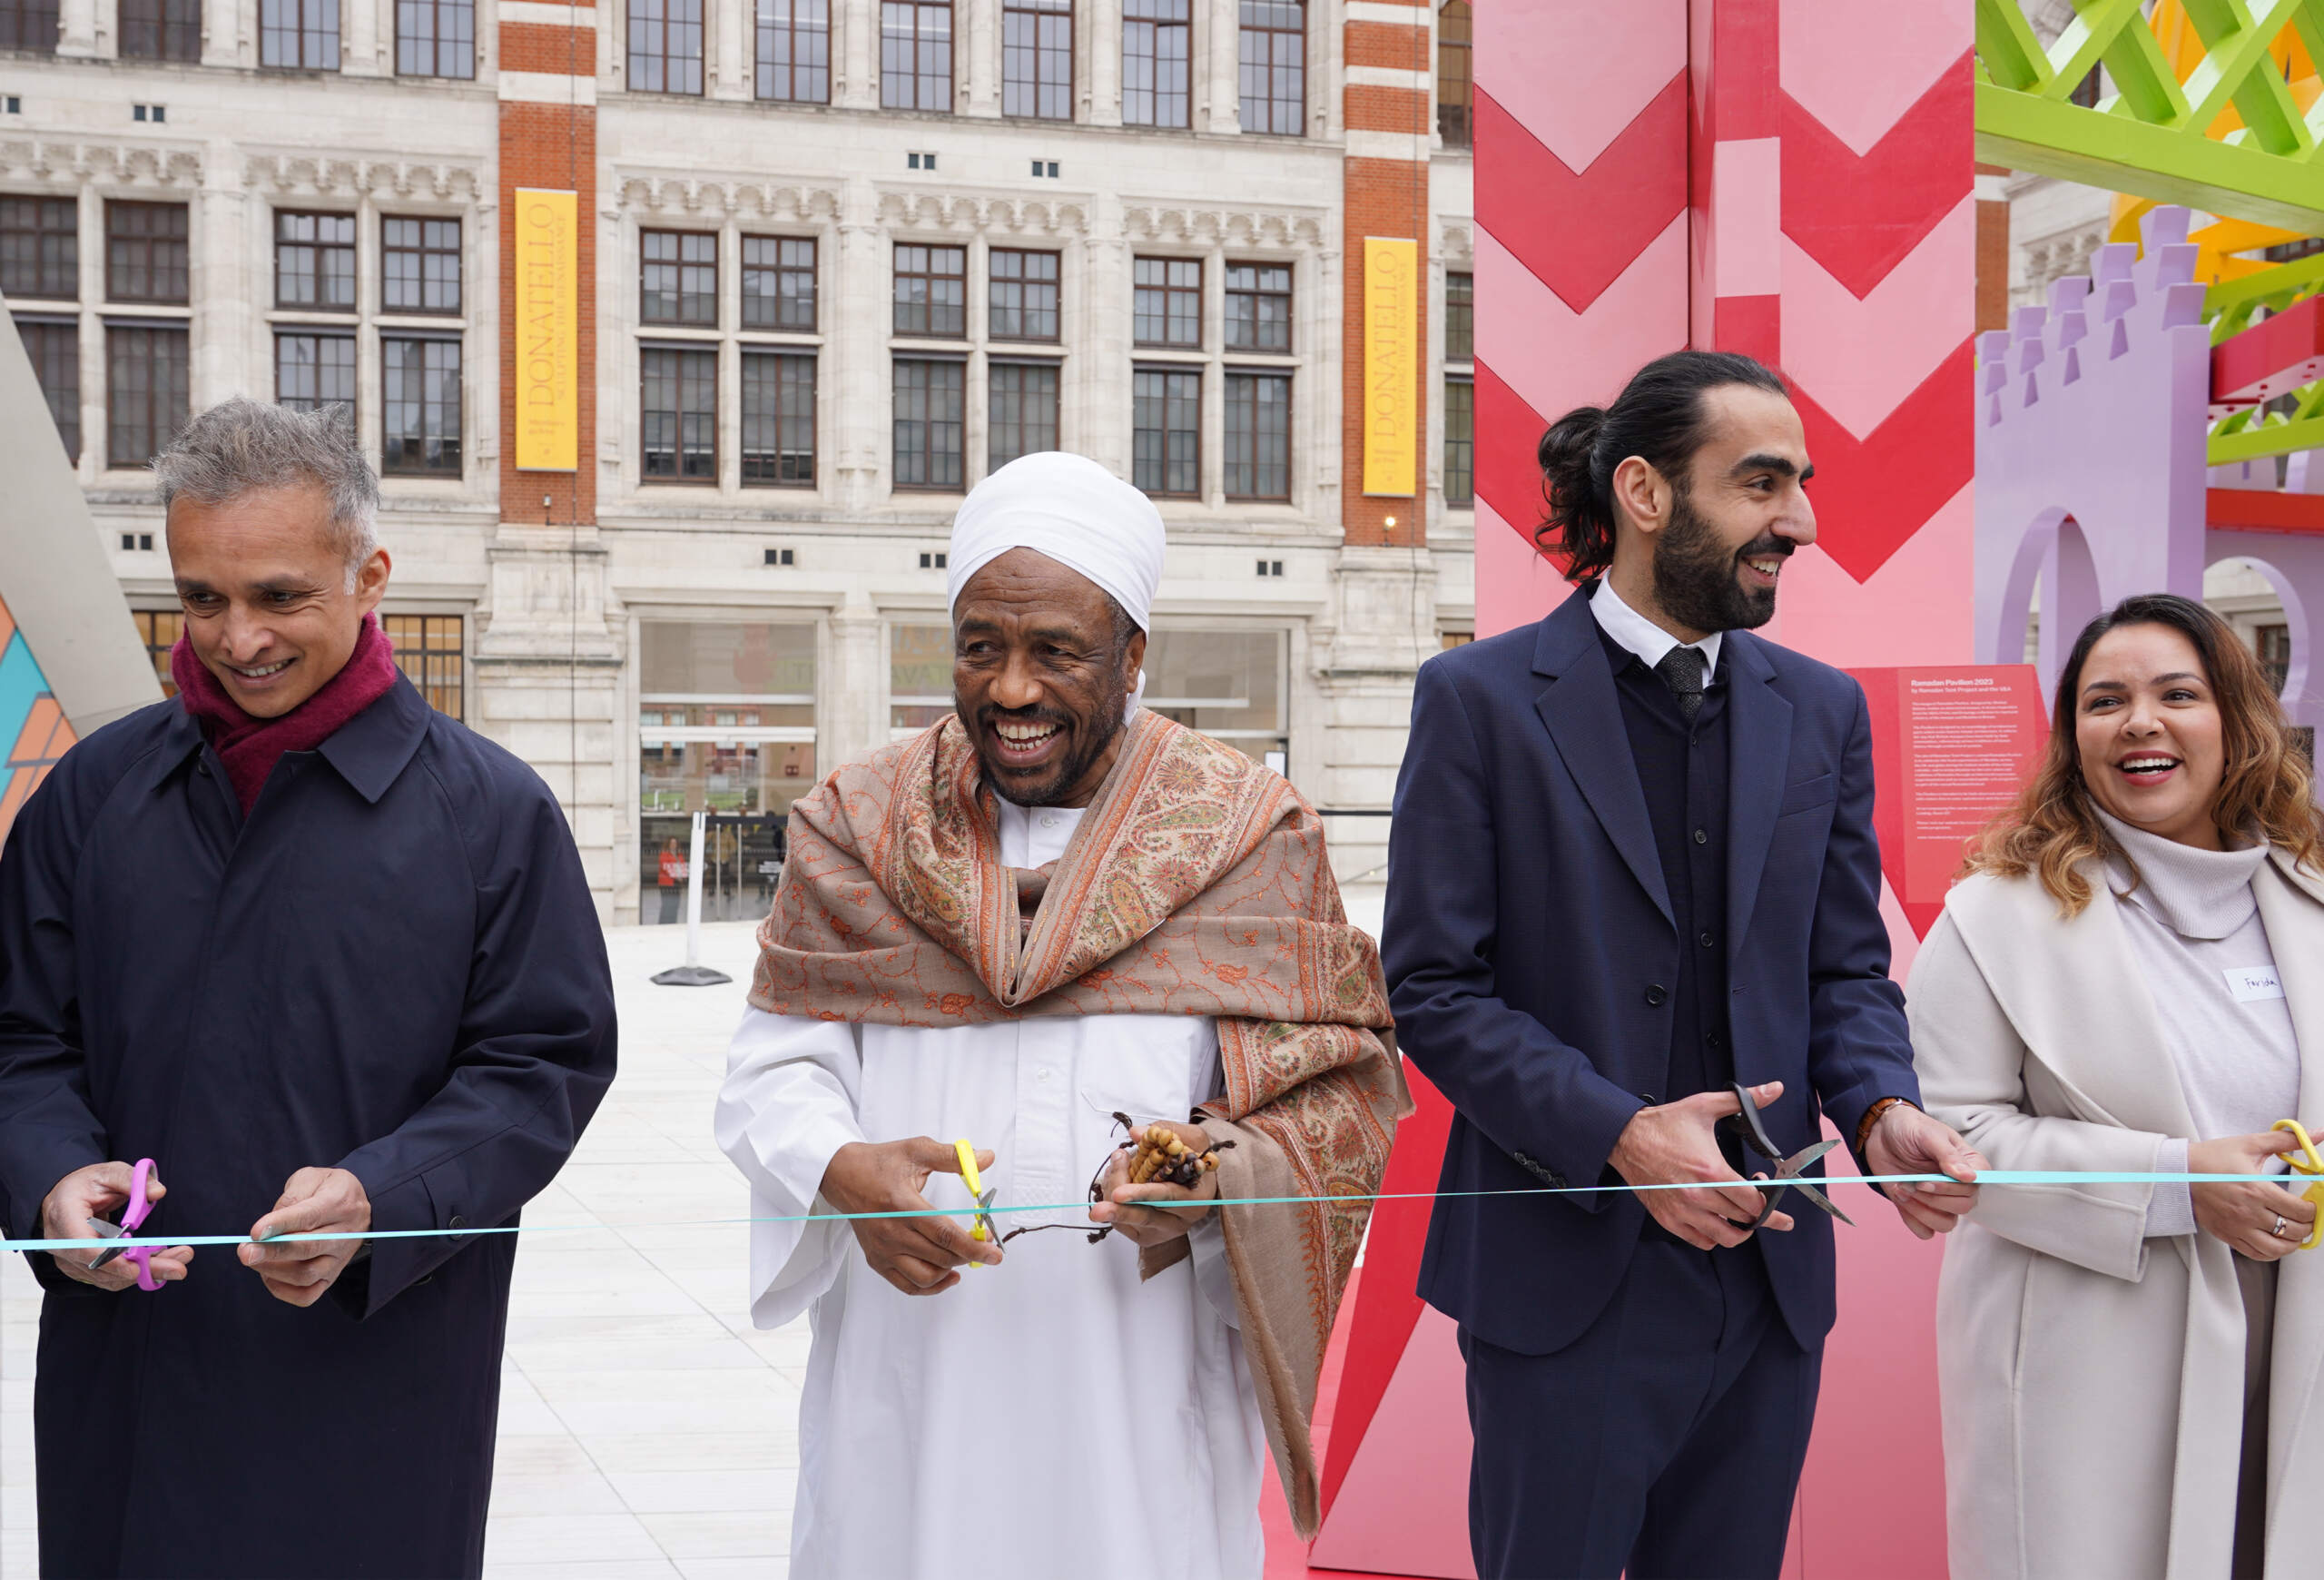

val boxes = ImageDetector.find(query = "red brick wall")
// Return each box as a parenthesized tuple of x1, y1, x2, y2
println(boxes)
(498, 94, 597, 526)
(1341, 2, 1431, 550)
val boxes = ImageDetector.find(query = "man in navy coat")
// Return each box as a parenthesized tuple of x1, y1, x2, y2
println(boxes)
(1384, 352, 1983, 1580)
(0, 399, 616, 1577)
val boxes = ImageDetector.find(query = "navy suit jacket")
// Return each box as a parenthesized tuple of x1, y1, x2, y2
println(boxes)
(1384, 587, 1918, 1355)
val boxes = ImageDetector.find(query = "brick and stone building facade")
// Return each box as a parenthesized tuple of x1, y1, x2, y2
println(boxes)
(0, 0, 1480, 919)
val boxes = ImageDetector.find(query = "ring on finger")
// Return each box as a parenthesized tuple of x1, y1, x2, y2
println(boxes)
(2275, 1214, 2290, 1239)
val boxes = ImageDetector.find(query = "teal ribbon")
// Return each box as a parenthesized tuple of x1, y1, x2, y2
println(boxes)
(5, 1170, 2308, 1255)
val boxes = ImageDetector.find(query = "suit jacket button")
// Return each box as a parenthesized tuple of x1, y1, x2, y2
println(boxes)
(1550, 1173, 1568, 1189)
(1645, 983, 1668, 1007)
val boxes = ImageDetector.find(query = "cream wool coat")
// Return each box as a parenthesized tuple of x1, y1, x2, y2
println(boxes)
(1908, 852, 2324, 1580)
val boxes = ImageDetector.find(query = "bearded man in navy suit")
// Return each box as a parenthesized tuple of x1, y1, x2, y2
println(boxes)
(1384, 351, 1984, 1580)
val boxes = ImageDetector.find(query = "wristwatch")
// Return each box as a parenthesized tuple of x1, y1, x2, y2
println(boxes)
(1856, 1096, 1916, 1153)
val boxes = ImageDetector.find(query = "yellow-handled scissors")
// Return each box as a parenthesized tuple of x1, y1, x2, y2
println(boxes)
(954, 1138, 1000, 1265)
(2273, 1120, 2324, 1251)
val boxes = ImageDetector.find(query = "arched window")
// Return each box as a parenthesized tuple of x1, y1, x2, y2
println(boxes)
(1438, 0, 1472, 148)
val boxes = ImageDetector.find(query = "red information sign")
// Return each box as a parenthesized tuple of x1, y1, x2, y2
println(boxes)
(1847, 666, 2049, 939)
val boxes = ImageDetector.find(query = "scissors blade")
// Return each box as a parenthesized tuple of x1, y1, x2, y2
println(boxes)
(85, 1220, 127, 1269)
(1782, 1177, 1856, 1228)
(974, 1188, 1000, 1243)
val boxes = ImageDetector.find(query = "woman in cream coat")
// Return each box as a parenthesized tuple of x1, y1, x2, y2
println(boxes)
(1911, 594, 2323, 1580)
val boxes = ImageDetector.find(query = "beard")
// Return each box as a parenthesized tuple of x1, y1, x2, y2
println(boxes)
(960, 666, 1131, 808)
(1651, 487, 1788, 635)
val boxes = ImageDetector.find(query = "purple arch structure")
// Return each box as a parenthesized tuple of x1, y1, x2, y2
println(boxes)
(1975, 205, 2324, 728)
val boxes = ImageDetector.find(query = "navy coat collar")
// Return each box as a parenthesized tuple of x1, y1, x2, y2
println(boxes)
(1530, 583, 1793, 953)
(132, 674, 431, 807)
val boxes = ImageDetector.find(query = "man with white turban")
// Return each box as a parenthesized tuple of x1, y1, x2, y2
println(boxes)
(715, 451, 1406, 1576)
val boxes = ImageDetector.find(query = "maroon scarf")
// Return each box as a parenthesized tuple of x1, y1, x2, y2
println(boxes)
(171, 615, 401, 812)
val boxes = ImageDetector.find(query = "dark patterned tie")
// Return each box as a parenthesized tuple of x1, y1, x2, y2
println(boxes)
(1655, 645, 1707, 722)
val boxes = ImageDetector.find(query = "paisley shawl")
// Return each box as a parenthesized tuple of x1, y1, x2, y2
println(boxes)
(749, 708, 1409, 1536)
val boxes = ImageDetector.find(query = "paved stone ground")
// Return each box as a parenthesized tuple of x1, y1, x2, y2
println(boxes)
(2, 886, 1387, 1577)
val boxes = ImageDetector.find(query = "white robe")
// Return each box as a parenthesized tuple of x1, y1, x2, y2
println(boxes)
(714, 796, 1267, 1580)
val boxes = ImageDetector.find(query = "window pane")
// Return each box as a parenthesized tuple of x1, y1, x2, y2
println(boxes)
(893, 243, 966, 338)
(1123, 0, 1188, 128)
(15, 320, 79, 462)
(261, 0, 338, 67)
(890, 621, 952, 732)
(987, 361, 1058, 471)
(383, 215, 461, 313)
(1001, 0, 1070, 121)
(743, 351, 815, 485)
(892, 358, 964, 489)
(1142, 627, 1285, 764)
(107, 324, 189, 468)
(629, 0, 704, 94)
(642, 346, 717, 479)
(0, 0, 60, 52)
(383, 613, 465, 717)
(397, 0, 475, 77)
(988, 248, 1059, 341)
(1132, 368, 1198, 496)
(1237, 0, 1303, 135)
(881, 1, 951, 112)
(1443, 376, 1473, 506)
(755, 0, 830, 102)
(1225, 262, 1290, 352)
(643, 230, 717, 325)
(742, 235, 816, 330)
(1225, 371, 1288, 499)
(274, 211, 356, 311)
(0, 197, 78, 300)
(1444, 270, 1472, 363)
(1133, 255, 1199, 348)
(275, 331, 356, 414)
(120, 0, 200, 60)
(133, 609, 184, 697)
(106, 202, 189, 304)
(1436, 0, 1472, 146)
(383, 337, 462, 475)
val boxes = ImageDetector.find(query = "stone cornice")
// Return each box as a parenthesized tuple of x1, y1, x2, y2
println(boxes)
(0, 138, 202, 190)
(613, 175, 842, 222)
(1119, 202, 1330, 249)
(241, 154, 486, 203)
(874, 189, 1091, 239)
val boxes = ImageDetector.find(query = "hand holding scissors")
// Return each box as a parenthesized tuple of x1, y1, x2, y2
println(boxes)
(818, 1137, 1002, 1297)
(37, 1159, 191, 1292)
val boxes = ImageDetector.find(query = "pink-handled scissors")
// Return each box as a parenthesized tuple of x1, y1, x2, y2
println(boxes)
(85, 1158, 163, 1292)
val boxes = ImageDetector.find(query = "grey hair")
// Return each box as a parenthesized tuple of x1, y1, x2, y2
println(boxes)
(153, 398, 381, 586)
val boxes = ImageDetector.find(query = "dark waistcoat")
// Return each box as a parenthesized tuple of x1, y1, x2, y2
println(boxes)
(1600, 624, 1734, 1103)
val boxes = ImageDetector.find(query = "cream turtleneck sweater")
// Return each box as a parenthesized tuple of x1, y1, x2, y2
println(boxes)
(2097, 810, 2302, 1237)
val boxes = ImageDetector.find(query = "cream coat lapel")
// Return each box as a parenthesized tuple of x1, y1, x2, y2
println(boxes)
(2255, 853, 2324, 1576)
(1952, 868, 2197, 1141)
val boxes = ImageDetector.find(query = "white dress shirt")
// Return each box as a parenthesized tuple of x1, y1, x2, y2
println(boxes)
(1590, 575, 1722, 681)
(714, 795, 1264, 1579)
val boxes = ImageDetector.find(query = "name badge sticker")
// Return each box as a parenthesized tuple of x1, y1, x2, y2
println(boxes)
(2225, 966, 2286, 1002)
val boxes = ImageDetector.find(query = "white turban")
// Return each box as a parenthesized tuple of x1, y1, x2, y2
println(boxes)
(947, 451, 1164, 719)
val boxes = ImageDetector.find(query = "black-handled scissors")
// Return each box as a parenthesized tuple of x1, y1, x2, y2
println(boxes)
(1720, 1081, 1854, 1230)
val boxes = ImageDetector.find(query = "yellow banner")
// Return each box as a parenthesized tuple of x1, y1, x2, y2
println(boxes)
(514, 188, 578, 473)
(1362, 236, 1418, 498)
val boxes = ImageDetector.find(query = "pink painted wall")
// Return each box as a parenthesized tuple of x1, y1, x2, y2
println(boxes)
(1309, 1, 1978, 1575)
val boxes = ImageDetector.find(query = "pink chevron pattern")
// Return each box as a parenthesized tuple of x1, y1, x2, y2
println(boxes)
(1314, 6, 1974, 1575)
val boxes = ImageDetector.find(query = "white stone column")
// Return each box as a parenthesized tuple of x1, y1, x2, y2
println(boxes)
(76, 189, 103, 480)
(822, 590, 884, 774)
(1206, 0, 1241, 134)
(56, 0, 99, 56)
(1315, 544, 1436, 884)
(961, 0, 999, 116)
(1078, 194, 1129, 473)
(837, 0, 878, 108)
(711, 0, 751, 100)
(200, 0, 237, 66)
(719, 214, 743, 487)
(1085, 0, 1119, 127)
(1309, 242, 1339, 520)
(344, 0, 384, 76)
(833, 175, 886, 509)
(192, 142, 249, 416)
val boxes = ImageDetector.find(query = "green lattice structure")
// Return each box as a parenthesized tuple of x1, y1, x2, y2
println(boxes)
(1976, 0, 2324, 462)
